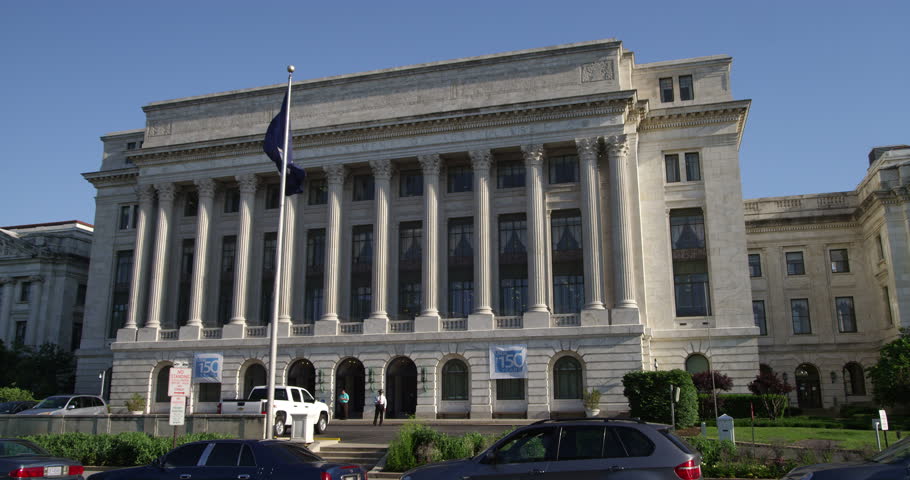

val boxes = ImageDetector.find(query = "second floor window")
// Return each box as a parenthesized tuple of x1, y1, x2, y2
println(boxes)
(265, 184, 280, 210)
(447, 166, 473, 193)
(119, 204, 138, 229)
(786, 252, 805, 275)
(836, 296, 857, 333)
(791, 299, 811, 334)
(673, 261, 710, 317)
(448, 218, 473, 260)
(184, 192, 198, 217)
(19, 281, 31, 303)
(830, 249, 850, 273)
(306, 229, 326, 268)
(399, 222, 422, 264)
(659, 77, 674, 102)
(218, 236, 237, 325)
(497, 161, 525, 189)
(353, 175, 374, 201)
(551, 212, 582, 252)
(109, 250, 134, 337)
(224, 188, 240, 214)
(308, 179, 328, 205)
(748, 254, 762, 277)
(670, 209, 705, 250)
(400, 170, 423, 197)
(548, 155, 579, 184)
(351, 226, 373, 266)
(499, 215, 527, 256)
(679, 75, 694, 101)
(684, 153, 701, 181)
(665, 155, 681, 183)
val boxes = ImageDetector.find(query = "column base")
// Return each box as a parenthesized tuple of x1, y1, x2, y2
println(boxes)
(611, 307, 640, 325)
(115, 328, 137, 343)
(178, 325, 202, 341)
(470, 404, 493, 419)
(523, 311, 550, 329)
(415, 315, 440, 332)
(315, 319, 339, 336)
(581, 309, 610, 327)
(276, 321, 291, 338)
(468, 313, 494, 331)
(364, 316, 388, 335)
(137, 327, 159, 342)
(222, 323, 246, 339)
(527, 404, 551, 419)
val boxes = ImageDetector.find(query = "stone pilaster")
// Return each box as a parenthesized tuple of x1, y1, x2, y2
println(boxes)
(366, 159, 393, 335)
(121, 184, 155, 342)
(224, 174, 257, 339)
(0, 278, 12, 341)
(468, 150, 494, 330)
(24, 276, 43, 345)
(181, 178, 215, 340)
(521, 145, 550, 328)
(140, 182, 175, 341)
(277, 192, 297, 337)
(418, 154, 440, 320)
(316, 164, 345, 336)
(576, 137, 607, 317)
(607, 135, 639, 322)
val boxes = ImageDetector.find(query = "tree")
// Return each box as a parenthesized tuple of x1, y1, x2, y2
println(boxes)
(748, 370, 793, 419)
(0, 342, 76, 398)
(691, 371, 733, 394)
(868, 329, 910, 408)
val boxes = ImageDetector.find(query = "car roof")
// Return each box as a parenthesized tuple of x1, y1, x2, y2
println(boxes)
(529, 417, 666, 429)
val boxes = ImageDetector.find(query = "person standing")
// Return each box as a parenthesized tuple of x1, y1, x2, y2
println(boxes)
(373, 389, 387, 426)
(338, 389, 350, 420)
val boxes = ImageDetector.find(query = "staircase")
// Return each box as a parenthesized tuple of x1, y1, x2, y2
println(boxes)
(317, 443, 389, 474)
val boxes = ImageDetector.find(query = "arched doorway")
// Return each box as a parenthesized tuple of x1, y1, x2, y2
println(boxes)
(795, 364, 822, 409)
(685, 354, 710, 374)
(336, 358, 365, 419)
(386, 357, 417, 418)
(288, 359, 316, 395)
(243, 364, 267, 398)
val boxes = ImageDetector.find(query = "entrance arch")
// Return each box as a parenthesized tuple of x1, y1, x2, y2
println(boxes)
(336, 358, 365, 419)
(386, 357, 417, 419)
(795, 363, 822, 409)
(288, 359, 316, 395)
(243, 363, 267, 398)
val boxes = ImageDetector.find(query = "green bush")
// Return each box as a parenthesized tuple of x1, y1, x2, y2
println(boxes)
(385, 421, 505, 472)
(840, 405, 877, 417)
(0, 387, 36, 402)
(686, 436, 798, 478)
(697, 393, 788, 420)
(22, 432, 232, 466)
(622, 370, 698, 428)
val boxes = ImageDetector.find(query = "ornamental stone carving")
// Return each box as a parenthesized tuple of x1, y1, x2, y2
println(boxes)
(575, 137, 600, 162)
(194, 178, 216, 198)
(469, 150, 493, 171)
(521, 144, 545, 167)
(236, 173, 259, 193)
(137, 184, 156, 203)
(155, 183, 177, 202)
(369, 159, 394, 180)
(418, 154, 441, 175)
(324, 164, 347, 184)
(581, 59, 615, 83)
(606, 135, 630, 157)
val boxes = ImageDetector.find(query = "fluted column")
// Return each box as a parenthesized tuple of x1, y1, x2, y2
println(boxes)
(521, 145, 548, 313)
(144, 182, 176, 331)
(24, 276, 43, 345)
(320, 165, 346, 326)
(124, 185, 155, 336)
(0, 278, 12, 341)
(369, 159, 393, 322)
(230, 174, 258, 325)
(187, 178, 215, 328)
(470, 150, 493, 316)
(576, 137, 605, 310)
(419, 154, 441, 318)
(278, 194, 297, 327)
(607, 135, 637, 309)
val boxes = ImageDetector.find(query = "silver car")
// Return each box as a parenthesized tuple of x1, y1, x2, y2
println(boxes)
(16, 395, 107, 416)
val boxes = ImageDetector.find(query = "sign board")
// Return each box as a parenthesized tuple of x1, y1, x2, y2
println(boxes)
(168, 367, 192, 397)
(879, 409, 889, 431)
(489, 345, 528, 379)
(193, 354, 223, 383)
(169, 396, 186, 426)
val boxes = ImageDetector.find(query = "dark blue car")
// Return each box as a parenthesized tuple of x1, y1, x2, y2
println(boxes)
(88, 439, 366, 480)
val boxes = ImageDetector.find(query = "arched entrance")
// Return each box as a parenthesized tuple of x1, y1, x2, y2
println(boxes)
(795, 364, 822, 409)
(386, 357, 417, 418)
(288, 359, 316, 395)
(335, 358, 365, 419)
(243, 364, 267, 398)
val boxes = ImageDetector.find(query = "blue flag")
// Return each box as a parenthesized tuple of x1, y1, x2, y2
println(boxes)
(263, 92, 306, 195)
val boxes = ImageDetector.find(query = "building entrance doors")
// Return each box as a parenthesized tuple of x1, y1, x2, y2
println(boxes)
(288, 359, 316, 395)
(795, 364, 822, 409)
(336, 358, 365, 419)
(386, 357, 417, 418)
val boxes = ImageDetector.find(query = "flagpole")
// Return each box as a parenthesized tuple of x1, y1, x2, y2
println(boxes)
(266, 65, 294, 440)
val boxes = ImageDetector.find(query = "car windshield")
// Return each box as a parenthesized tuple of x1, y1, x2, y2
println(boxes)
(34, 396, 71, 409)
(0, 440, 48, 457)
(872, 437, 910, 464)
(248, 389, 288, 401)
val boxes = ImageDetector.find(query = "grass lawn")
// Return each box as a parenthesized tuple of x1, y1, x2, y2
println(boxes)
(698, 426, 903, 450)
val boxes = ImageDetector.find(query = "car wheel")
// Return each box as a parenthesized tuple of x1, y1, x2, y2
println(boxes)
(274, 413, 286, 437)
(315, 413, 328, 434)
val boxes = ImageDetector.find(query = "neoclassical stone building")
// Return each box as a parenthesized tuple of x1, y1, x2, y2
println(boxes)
(76, 39, 763, 417)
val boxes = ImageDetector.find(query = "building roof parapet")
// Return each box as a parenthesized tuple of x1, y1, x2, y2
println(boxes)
(633, 54, 732, 70)
(82, 167, 139, 187)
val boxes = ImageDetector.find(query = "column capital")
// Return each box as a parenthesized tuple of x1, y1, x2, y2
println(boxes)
(26, 275, 43, 283)
(236, 173, 259, 194)
(324, 164, 347, 185)
(194, 178, 216, 198)
(575, 137, 600, 162)
(136, 184, 156, 204)
(155, 183, 177, 202)
(521, 144, 545, 167)
(369, 159, 394, 180)
(469, 150, 493, 171)
(418, 154, 441, 175)
(606, 135, 630, 157)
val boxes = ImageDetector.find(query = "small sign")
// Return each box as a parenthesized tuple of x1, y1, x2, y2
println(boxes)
(489, 345, 528, 379)
(879, 409, 889, 431)
(193, 354, 223, 384)
(168, 367, 192, 397)
(169, 396, 186, 426)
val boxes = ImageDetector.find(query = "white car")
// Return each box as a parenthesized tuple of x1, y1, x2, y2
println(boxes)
(219, 386, 330, 437)
(16, 395, 107, 415)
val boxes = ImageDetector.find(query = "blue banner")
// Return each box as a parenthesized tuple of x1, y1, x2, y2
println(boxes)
(489, 345, 528, 379)
(193, 353, 223, 384)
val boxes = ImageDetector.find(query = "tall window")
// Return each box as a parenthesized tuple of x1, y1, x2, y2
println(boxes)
(674, 262, 710, 317)
(308, 179, 328, 205)
(665, 153, 701, 182)
(786, 252, 805, 275)
(551, 212, 582, 253)
(260, 232, 277, 324)
(224, 187, 240, 213)
(830, 249, 850, 273)
(670, 209, 705, 250)
(548, 155, 579, 184)
(843, 362, 866, 396)
(306, 229, 326, 269)
(791, 299, 811, 334)
(350, 226, 373, 322)
(448, 218, 473, 260)
(109, 250, 134, 337)
(265, 184, 280, 210)
(753, 300, 767, 335)
(19, 281, 31, 303)
(353, 174, 374, 201)
(553, 356, 582, 399)
(177, 239, 195, 327)
(400, 170, 423, 197)
(351, 226, 374, 266)
(553, 275, 584, 314)
(665, 154, 680, 183)
(304, 229, 325, 324)
(678, 75, 694, 101)
(836, 296, 857, 333)
(551, 210, 584, 314)
(499, 278, 528, 316)
(684, 153, 701, 181)
(155, 366, 172, 403)
(448, 218, 473, 318)
(184, 191, 198, 216)
(447, 166, 472, 193)
(496, 379, 525, 400)
(398, 222, 422, 318)
(499, 214, 528, 316)
(15, 321, 26, 345)
(350, 286, 372, 322)
(659, 77, 674, 102)
(441, 359, 468, 400)
(499, 215, 527, 258)
(217, 236, 237, 325)
(748, 254, 762, 277)
(497, 161, 525, 189)
(119, 204, 138, 229)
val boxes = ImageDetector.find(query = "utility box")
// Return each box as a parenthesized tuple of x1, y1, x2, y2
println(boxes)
(717, 414, 735, 443)
(290, 413, 313, 443)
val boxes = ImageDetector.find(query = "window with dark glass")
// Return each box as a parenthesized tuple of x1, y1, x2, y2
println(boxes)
(447, 166, 473, 193)
(791, 298, 811, 334)
(786, 252, 805, 275)
(304, 229, 326, 322)
(448, 279, 473, 318)
(447, 217, 474, 317)
(753, 300, 767, 335)
(499, 214, 528, 316)
(260, 232, 277, 324)
(830, 249, 850, 273)
(674, 261, 711, 317)
(670, 209, 706, 250)
(548, 154, 579, 184)
(19, 281, 31, 303)
(71, 318, 82, 351)
(685, 354, 709, 374)
(163, 441, 206, 468)
(184, 191, 198, 217)
(265, 184, 280, 210)
(659, 77, 674, 102)
(550, 211, 584, 314)
(496, 379, 525, 400)
(303, 283, 324, 324)
(350, 286, 372, 321)
(205, 443, 242, 467)
(308, 179, 328, 205)
(398, 281, 421, 318)
(665, 154, 680, 183)
(398, 222, 422, 318)
(350, 225, 373, 321)
(155, 366, 171, 403)
(353, 174, 375, 201)
(748, 254, 762, 277)
(553, 275, 584, 314)
(198, 383, 221, 403)
(557, 426, 609, 461)
(678, 75, 694, 101)
(400, 170, 423, 197)
(499, 277, 528, 316)
(499, 215, 527, 257)
(177, 239, 195, 327)
(448, 217, 473, 262)
(836, 296, 857, 333)
(554, 356, 582, 399)
(306, 229, 326, 269)
(126, 142, 136, 150)
(441, 359, 468, 400)
(684, 152, 701, 181)
(109, 250, 133, 337)
(217, 236, 237, 325)
(497, 161, 525, 189)
(399, 222, 422, 264)
(843, 362, 866, 396)
(493, 428, 557, 464)
(224, 187, 240, 213)
(351, 226, 374, 266)
(14, 321, 26, 345)
(119, 204, 138, 229)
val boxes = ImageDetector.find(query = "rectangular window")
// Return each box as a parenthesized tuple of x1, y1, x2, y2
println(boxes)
(109, 250, 134, 337)
(791, 298, 811, 334)
(265, 184, 280, 210)
(548, 154, 579, 184)
(551, 211, 582, 253)
(498, 214, 527, 257)
(350, 285, 371, 322)
(786, 252, 805, 275)
(673, 261, 711, 317)
(14, 321, 26, 345)
(830, 249, 850, 273)
(19, 281, 31, 303)
(304, 228, 326, 324)
(497, 161, 525, 189)
(306, 229, 326, 268)
(119, 204, 138, 229)
(496, 378, 525, 400)
(398, 221, 422, 318)
(670, 209, 706, 250)
(398, 281, 421, 318)
(659, 77, 674, 102)
(303, 283, 323, 324)
(447, 166, 473, 193)
(499, 277, 528, 316)
(260, 232, 277, 324)
(176, 239, 195, 327)
(350, 225, 373, 322)
(448, 218, 473, 260)
(308, 179, 328, 205)
(126, 142, 136, 150)
(448, 279, 473, 318)
(353, 174, 375, 201)
(224, 187, 240, 214)
(400, 170, 423, 197)
(836, 296, 857, 333)
(665, 154, 680, 183)
(399, 222, 423, 265)
(351, 226, 374, 266)
(678, 75, 694, 101)
(752, 300, 767, 335)
(553, 274, 584, 314)
(217, 236, 237, 325)
(748, 254, 762, 277)
(684, 152, 701, 181)
(184, 192, 198, 217)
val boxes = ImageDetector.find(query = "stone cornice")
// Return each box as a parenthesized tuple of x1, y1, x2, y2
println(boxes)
(746, 221, 860, 234)
(82, 168, 139, 187)
(639, 100, 750, 147)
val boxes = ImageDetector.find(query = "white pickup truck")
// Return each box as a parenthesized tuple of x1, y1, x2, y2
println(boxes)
(219, 385, 330, 437)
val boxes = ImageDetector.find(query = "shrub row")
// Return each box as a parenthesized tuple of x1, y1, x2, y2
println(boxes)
(385, 422, 512, 472)
(0, 387, 36, 402)
(697, 393, 789, 420)
(622, 370, 698, 427)
(22, 432, 232, 466)
(686, 436, 799, 478)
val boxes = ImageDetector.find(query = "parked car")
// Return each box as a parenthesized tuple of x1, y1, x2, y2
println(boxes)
(402, 417, 702, 480)
(219, 386, 330, 437)
(781, 435, 910, 479)
(16, 395, 107, 416)
(0, 401, 37, 414)
(0, 438, 84, 479)
(87, 439, 366, 480)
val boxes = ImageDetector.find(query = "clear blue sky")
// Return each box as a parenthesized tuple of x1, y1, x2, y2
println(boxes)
(1, 1, 907, 227)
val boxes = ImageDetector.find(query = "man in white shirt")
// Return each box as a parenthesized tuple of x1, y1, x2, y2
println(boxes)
(373, 389, 387, 426)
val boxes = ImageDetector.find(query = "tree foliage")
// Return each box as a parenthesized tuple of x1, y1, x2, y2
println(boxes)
(622, 369, 698, 428)
(691, 371, 734, 394)
(748, 370, 793, 419)
(868, 329, 910, 408)
(0, 340, 76, 398)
